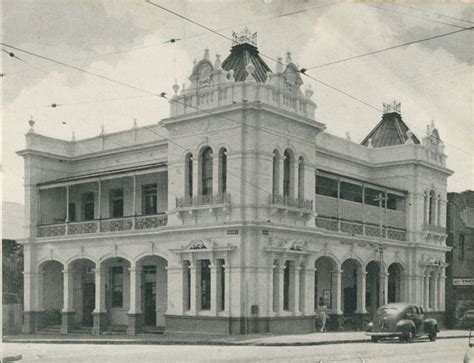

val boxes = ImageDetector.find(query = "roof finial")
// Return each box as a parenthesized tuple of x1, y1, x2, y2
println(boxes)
(227, 69, 235, 82)
(345, 132, 351, 141)
(27, 116, 35, 133)
(232, 27, 257, 46)
(172, 79, 180, 95)
(245, 62, 256, 82)
(71, 131, 76, 142)
(204, 49, 210, 60)
(286, 52, 292, 64)
(100, 125, 105, 136)
(133, 118, 138, 128)
(383, 100, 401, 114)
(405, 130, 414, 144)
(305, 84, 314, 99)
(276, 57, 284, 73)
(367, 138, 374, 148)
(214, 54, 222, 70)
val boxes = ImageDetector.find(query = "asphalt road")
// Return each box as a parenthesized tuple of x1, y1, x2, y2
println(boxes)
(2, 338, 469, 362)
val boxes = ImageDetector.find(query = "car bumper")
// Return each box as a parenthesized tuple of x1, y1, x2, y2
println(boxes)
(366, 332, 403, 338)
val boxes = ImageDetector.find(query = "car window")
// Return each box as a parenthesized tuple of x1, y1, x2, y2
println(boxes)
(377, 307, 401, 318)
(419, 307, 424, 314)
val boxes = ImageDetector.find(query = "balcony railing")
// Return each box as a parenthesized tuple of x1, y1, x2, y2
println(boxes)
(315, 215, 407, 241)
(175, 193, 231, 209)
(269, 194, 313, 211)
(422, 223, 447, 234)
(36, 214, 168, 238)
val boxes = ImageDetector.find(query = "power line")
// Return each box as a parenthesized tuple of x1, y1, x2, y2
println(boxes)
(390, 3, 474, 26)
(367, 3, 470, 30)
(303, 27, 473, 71)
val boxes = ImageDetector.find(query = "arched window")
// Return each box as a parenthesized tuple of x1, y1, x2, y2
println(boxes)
(283, 150, 291, 198)
(185, 153, 193, 198)
(218, 148, 227, 194)
(429, 190, 436, 225)
(272, 150, 280, 196)
(437, 195, 441, 226)
(298, 156, 304, 200)
(201, 147, 213, 196)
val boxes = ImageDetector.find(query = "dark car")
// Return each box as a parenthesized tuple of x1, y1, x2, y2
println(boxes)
(461, 310, 474, 329)
(366, 303, 438, 343)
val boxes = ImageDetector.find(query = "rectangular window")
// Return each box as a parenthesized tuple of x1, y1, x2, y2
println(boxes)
(142, 184, 158, 215)
(68, 202, 76, 222)
(200, 260, 211, 310)
(109, 188, 124, 218)
(316, 175, 338, 198)
(365, 187, 385, 207)
(81, 192, 95, 221)
(111, 266, 123, 307)
(340, 181, 362, 203)
(386, 193, 405, 211)
(459, 234, 465, 261)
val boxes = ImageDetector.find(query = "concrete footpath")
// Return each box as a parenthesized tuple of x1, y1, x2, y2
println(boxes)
(2, 330, 469, 347)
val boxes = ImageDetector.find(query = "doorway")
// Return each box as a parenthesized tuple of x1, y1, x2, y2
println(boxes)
(144, 282, 156, 326)
(82, 282, 95, 326)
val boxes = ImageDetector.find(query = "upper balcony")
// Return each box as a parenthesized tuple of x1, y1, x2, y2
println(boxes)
(35, 165, 168, 239)
(174, 193, 231, 219)
(269, 194, 314, 216)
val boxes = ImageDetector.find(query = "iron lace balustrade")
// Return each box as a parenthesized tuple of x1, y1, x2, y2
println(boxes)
(269, 194, 314, 211)
(422, 223, 447, 234)
(176, 193, 231, 208)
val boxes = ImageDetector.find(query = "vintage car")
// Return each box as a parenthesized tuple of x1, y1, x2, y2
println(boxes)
(366, 303, 438, 343)
(463, 310, 474, 363)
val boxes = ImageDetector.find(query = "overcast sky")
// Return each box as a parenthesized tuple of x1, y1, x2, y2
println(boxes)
(2, 0, 473, 204)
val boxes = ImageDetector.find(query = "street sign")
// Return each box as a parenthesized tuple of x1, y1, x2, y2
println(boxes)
(453, 278, 474, 286)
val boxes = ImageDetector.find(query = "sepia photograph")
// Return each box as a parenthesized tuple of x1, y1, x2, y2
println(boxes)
(2, 0, 473, 362)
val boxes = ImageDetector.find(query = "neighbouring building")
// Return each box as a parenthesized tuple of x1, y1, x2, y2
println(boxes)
(17, 30, 453, 335)
(446, 190, 474, 327)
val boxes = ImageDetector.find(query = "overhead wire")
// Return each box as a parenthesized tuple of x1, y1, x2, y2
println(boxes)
(390, 3, 474, 26)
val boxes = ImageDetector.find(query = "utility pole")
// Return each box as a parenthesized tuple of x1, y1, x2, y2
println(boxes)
(374, 192, 388, 307)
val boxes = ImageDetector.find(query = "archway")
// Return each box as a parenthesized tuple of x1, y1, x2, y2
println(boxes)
(341, 259, 361, 314)
(314, 256, 338, 312)
(40, 260, 64, 327)
(388, 263, 405, 303)
(70, 259, 96, 327)
(135, 255, 168, 330)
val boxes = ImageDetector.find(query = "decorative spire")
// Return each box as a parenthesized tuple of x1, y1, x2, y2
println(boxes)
(231, 27, 257, 46)
(133, 118, 138, 129)
(305, 84, 314, 99)
(214, 54, 222, 70)
(345, 132, 351, 141)
(172, 79, 180, 95)
(100, 125, 105, 136)
(204, 49, 210, 60)
(285, 52, 292, 64)
(227, 69, 235, 82)
(405, 130, 414, 144)
(276, 57, 284, 73)
(71, 131, 76, 142)
(383, 100, 401, 114)
(27, 116, 35, 133)
(367, 138, 374, 148)
(245, 62, 256, 82)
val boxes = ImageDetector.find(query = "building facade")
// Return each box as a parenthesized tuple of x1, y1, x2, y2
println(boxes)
(18, 33, 453, 335)
(446, 190, 474, 327)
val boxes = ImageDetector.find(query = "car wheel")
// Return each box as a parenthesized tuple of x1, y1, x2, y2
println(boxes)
(403, 329, 414, 343)
(429, 332, 437, 342)
(371, 336, 380, 343)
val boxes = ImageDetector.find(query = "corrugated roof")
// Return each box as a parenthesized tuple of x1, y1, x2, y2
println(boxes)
(361, 112, 420, 148)
(221, 43, 272, 83)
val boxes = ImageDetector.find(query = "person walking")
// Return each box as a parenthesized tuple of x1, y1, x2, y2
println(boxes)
(317, 297, 328, 332)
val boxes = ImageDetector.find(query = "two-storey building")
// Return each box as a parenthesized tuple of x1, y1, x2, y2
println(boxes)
(18, 31, 452, 335)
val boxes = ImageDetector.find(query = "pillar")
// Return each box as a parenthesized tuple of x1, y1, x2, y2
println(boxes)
(61, 267, 75, 334)
(22, 271, 36, 333)
(433, 274, 439, 311)
(291, 265, 301, 315)
(304, 267, 315, 315)
(291, 160, 299, 199)
(189, 262, 199, 314)
(132, 175, 137, 229)
(224, 260, 231, 314)
(268, 263, 275, 316)
(210, 263, 218, 315)
(212, 153, 219, 196)
(333, 268, 343, 314)
(278, 157, 284, 197)
(439, 272, 446, 311)
(356, 270, 367, 314)
(192, 156, 199, 199)
(277, 262, 285, 315)
(424, 273, 430, 310)
(127, 265, 143, 335)
(381, 272, 389, 306)
(92, 267, 106, 335)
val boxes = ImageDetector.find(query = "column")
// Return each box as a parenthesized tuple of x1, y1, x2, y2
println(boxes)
(22, 271, 35, 333)
(210, 262, 218, 315)
(92, 267, 106, 335)
(424, 273, 430, 310)
(337, 179, 341, 231)
(291, 160, 299, 199)
(356, 270, 367, 314)
(439, 272, 446, 311)
(304, 267, 315, 315)
(278, 157, 284, 197)
(61, 266, 75, 334)
(132, 175, 137, 229)
(127, 265, 143, 335)
(192, 156, 199, 198)
(433, 274, 439, 311)
(423, 192, 428, 225)
(381, 272, 389, 306)
(333, 268, 343, 314)
(212, 153, 219, 196)
(268, 263, 274, 316)
(291, 265, 301, 315)
(189, 262, 199, 314)
(65, 185, 70, 234)
(224, 261, 231, 315)
(97, 180, 102, 232)
(277, 262, 285, 315)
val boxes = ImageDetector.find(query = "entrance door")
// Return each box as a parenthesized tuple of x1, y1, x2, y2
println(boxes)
(144, 282, 156, 326)
(344, 287, 357, 314)
(82, 282, 95, 326)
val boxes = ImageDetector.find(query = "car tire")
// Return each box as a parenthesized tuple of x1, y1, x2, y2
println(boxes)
(402, 329, 414, 343)
(371, 336, 380, 343)
(429, 332, 437, 342)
